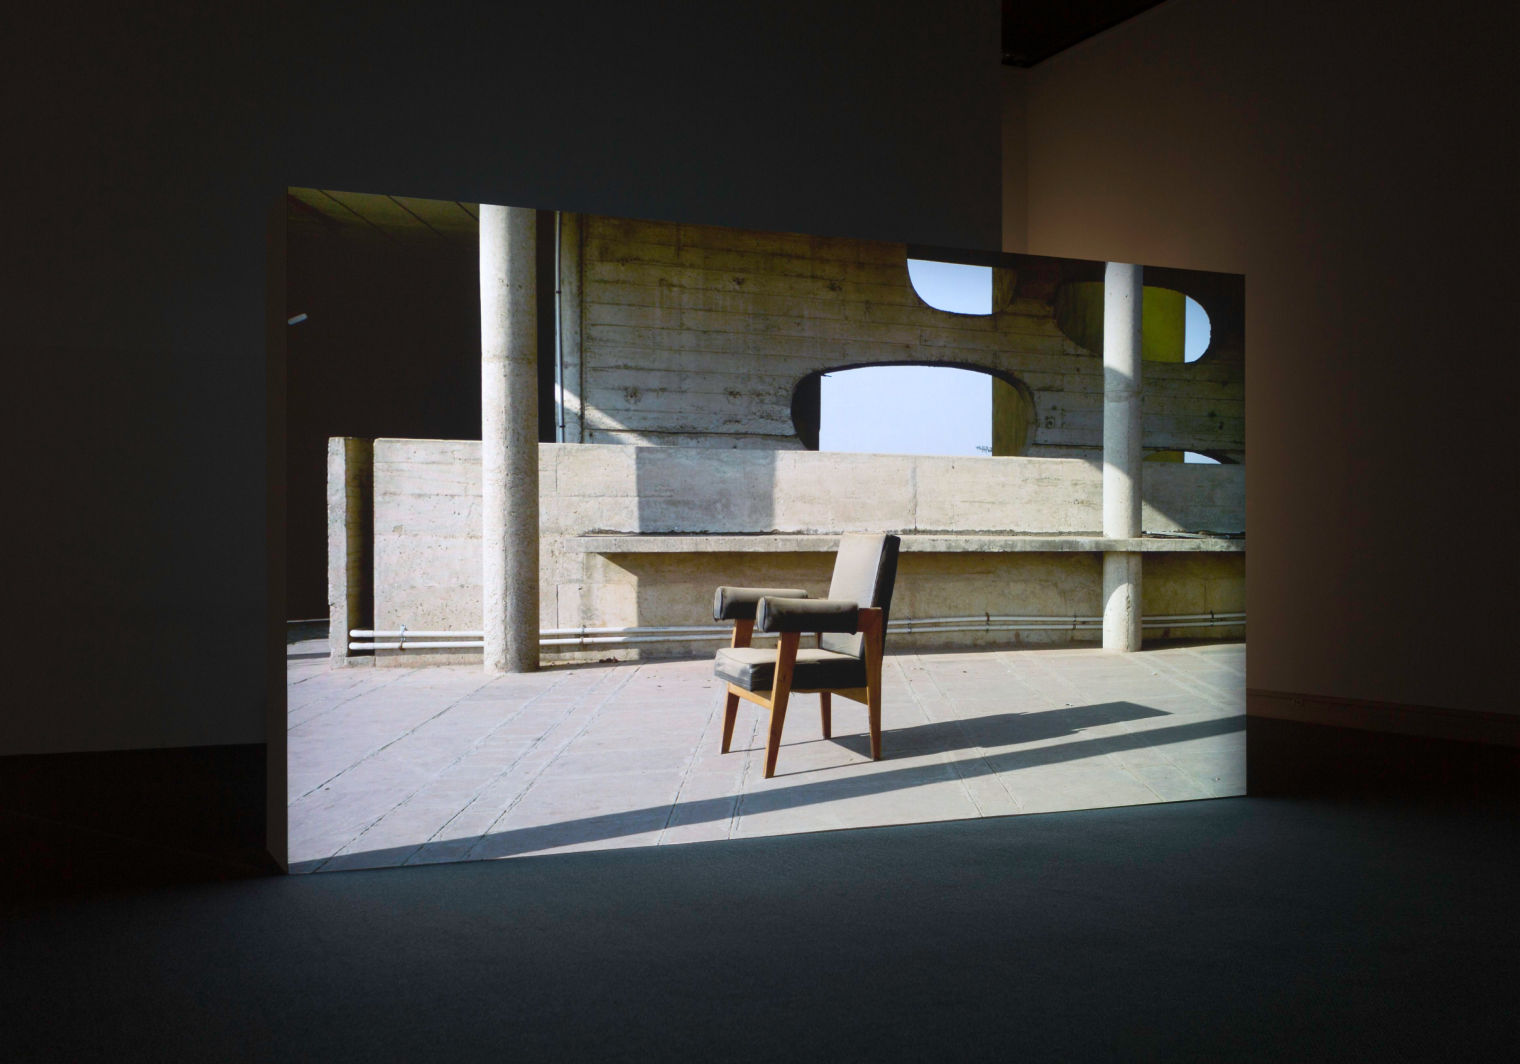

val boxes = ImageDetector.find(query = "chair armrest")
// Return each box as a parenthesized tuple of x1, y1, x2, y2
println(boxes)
(756, 597, 860, 634)
(714, 586, 809, 621)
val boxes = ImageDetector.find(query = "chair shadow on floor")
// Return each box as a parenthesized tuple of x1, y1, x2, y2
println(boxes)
(775, 699, 1174, 760)
(296, 699, 1244, 872)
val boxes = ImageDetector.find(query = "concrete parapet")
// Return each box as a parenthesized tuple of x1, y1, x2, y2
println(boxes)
(350, 440, 1243, 664)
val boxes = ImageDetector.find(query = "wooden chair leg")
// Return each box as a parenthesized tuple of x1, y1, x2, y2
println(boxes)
(819, 692, 832, 739)
(720, 689, 740, 754)
(860, 608, 884, 761)
(867, 686, 882, 761)
(763, 632, 800, 779)
(763, 698, 789, 779)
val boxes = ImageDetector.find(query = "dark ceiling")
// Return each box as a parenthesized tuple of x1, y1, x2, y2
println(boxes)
(1002, 0, 1169, 66)
(289, 4, 1180, 238)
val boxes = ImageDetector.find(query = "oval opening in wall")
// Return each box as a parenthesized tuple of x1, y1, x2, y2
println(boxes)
(1184, 296, 1210, 362)
(1146, 450, 1222, 464)
(795, 363, 1034, 457)
(906, 259, 993, 315)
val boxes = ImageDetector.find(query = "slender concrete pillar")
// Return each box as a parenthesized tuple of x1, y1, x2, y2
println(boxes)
(1102, 551, 1143, 651)
(327, 437, 373, 667)
(481, 205, 539, 673)
(1102, 262, 1143, 651)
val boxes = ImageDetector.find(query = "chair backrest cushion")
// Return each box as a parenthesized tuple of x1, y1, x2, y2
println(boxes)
(820, 533, 900, 659)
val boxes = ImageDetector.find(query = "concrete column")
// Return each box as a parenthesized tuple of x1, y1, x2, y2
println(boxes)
(1102, 552, 1143, 651)
(481, 204, 540, 673)
(327, 437, 373, 666)
(1102, 262, 1143, 651)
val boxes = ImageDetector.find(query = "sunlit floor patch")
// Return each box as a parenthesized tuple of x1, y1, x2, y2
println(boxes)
(286, 641, 1245, 872)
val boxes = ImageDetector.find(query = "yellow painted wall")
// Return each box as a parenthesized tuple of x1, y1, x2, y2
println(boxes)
(1052, 281, 1186, 363)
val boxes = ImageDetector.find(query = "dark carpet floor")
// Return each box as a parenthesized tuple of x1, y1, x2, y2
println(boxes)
(3, 796, 1516, 1062)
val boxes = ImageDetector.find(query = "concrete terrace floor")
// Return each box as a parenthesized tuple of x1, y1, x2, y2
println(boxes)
(286, 637, 1246, 873)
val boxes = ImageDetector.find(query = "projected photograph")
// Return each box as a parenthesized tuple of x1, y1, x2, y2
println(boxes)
(283, 191, 1245, 873)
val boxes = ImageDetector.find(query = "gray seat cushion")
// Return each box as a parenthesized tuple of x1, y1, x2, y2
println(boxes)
(714, 646, 867, 692)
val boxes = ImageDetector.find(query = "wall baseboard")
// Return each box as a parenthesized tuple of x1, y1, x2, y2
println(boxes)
(1248, 689, 1519, 748)
(0, 744, 277, 892)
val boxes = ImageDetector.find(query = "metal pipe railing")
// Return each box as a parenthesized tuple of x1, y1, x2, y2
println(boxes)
(346, 611, 1245, 652)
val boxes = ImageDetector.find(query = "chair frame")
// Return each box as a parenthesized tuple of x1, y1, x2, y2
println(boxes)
(719, 607, 884, 778)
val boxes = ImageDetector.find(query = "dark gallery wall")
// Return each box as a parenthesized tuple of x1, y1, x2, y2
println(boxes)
(8, 0, 1510, 862)
(1014, 0, 1517, 720)
(2, 0, 1000, 757)
(6, 5, 273, 754)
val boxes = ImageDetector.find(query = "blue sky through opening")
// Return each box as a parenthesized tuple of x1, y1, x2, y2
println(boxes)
(1184, 297, 1208, 362)
(818, 365, 990, 455)
(905, 260, 992, 314)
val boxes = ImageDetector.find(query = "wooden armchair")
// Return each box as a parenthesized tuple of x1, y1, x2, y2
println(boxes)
(712, 533, 901, 778)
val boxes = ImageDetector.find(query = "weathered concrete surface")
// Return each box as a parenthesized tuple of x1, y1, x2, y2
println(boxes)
(1103, 262, 1143, 651)
(326, 438, 372, 665)
(546, 444, 1243, 536)
(567, 534, 1245, 553)
(286, 641, 1245, 871)
(480, 204, 539, 673)
(1102, 262, 1143, 540)
(569, 214, 1244, 459)
(1103, 551, 1143, 651)
(359, 440, 1244, 662)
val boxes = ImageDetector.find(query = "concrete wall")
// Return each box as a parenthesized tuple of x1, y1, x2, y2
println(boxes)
(1015, 0, 1517, 715)
(364, 440, 1244, 661)
(573, 214, 1244, 458)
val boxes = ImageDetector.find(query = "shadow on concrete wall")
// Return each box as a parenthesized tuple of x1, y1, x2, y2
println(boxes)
(632, 446, 787, 630)
(634, 447, 779, 535)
